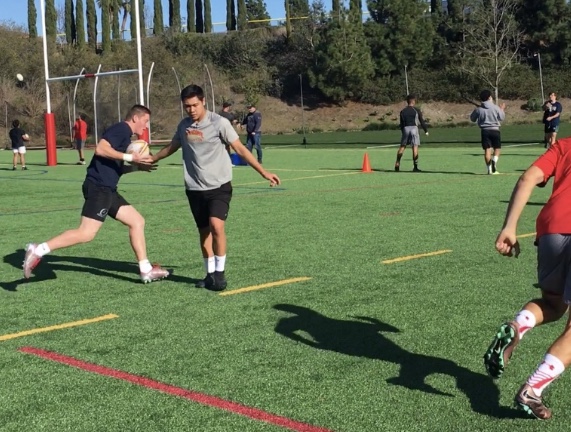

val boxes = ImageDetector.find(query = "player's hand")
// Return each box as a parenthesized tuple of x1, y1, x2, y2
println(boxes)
(500, 103, 506, 110)
(495, 228, 520, 258)
(132, 153, 154, 165)
(136, 163, 158, 172)
(262, 171, 281, 187)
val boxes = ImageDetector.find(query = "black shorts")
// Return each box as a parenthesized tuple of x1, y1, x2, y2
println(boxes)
(544, 125, 559, 134)
(185, 182, 232, 229)
(481, 129, 501, 150)
(81, 180, 129, 222)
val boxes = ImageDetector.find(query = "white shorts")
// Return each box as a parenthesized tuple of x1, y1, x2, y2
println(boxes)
(12, 147, 26, 154)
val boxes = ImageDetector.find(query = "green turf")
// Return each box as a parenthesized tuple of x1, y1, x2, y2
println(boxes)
(1, 126, 570, 431)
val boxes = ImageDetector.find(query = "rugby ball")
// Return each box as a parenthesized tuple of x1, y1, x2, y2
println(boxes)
(22, 134, 30, 141)
(126, 140, 150, 158)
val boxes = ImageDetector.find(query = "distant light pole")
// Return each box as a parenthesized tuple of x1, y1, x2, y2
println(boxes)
(534, 52, 545, 102)
(404, 64, 409, 96)
(300, 74, 307, 147)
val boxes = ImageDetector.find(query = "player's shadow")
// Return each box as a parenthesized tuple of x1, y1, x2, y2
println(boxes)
(320, 167, 482, 175)
(273, 304, 525, 419)
(1, 249, 199, 291)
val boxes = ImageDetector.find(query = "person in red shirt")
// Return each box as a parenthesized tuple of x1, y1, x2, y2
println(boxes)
(73, 114, 88, 165)
(483, 137, 571, 419)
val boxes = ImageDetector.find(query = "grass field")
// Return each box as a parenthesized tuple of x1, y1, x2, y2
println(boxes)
(1, 124, 570, 431)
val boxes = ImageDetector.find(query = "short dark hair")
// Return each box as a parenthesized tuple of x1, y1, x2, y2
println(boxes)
(125, 104, 151, 121)
(222, 102, 232, 108)
(181, 84, 205, 101)
(406, 94, 416, 104)
(11, 119, 20, 128)
(479, 90, 492, 101)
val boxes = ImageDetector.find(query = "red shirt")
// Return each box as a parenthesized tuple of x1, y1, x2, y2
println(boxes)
(74, 119, 87, 140)
(534, 138, 571, 239)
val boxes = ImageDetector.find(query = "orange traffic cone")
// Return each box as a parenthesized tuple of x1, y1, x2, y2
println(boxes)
(361, 153, 373, 173)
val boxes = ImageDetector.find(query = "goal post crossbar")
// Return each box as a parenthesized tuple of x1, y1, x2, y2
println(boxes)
(47, 69, 139, 83)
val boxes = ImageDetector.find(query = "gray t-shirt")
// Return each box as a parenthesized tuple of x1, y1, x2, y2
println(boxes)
(172, 111, 239, 191)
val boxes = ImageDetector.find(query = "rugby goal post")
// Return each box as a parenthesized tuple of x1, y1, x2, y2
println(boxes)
(39, 0, 146, 166)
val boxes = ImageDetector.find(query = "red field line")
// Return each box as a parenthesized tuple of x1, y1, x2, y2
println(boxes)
(19, 347, 333, 432)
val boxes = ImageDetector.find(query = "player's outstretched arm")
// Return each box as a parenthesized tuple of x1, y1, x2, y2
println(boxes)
(152, 141, 179, 163)
(229, 139, 280, 187)
(496, 166, 545, 257)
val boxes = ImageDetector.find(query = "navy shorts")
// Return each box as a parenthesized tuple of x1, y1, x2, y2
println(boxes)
(81, 180, 129, 222)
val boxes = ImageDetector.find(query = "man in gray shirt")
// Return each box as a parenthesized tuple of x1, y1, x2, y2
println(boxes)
(152, 85, 281, 291)
(470, 90, 506, 175)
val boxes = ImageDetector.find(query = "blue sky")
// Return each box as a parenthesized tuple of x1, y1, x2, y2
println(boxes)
(0, 1, 365, 33)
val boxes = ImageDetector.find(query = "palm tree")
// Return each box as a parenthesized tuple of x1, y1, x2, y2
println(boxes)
(97, 0, 130, 38)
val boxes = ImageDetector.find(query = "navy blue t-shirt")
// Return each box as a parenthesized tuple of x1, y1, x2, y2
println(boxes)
(85, 122, 133, 190)
(9, 127, 26, 149)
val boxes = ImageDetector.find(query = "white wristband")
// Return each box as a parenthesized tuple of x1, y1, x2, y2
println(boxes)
(122, 153, 133, 162)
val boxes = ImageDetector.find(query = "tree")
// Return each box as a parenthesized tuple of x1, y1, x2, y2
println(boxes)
(154, 0, 164, 34)
(169, 0, 181, 32)
(76, 0, 85, 46)
(101, 0, 112, 51)
(289, 0, 309, 17)
(187, 0, 195, 32)
(245, 0, 270, 28)
(195, 0, 204, 32)
(204, 0, 212, 32)
(457, 0, 524, 101)
(226, 0, 236, 31)
(430, 0, 441, 14)
(331, 0, 340, 21)
(46, 0, 57, 40)
(86, 0, 97, 48)
(366, 0, 435, 76)
(28, 0, 37, 38)
(65, 0, 77, 44)
(309, 7, 375, 101)
(516, 0, 571, 64)
(237, 0, 247, 30)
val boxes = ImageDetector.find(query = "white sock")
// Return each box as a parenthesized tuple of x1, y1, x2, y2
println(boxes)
(139, 259, 152, 274)
(215, 255, 226, 272)
(35, 243, 51, 257)
(487, 163, 492, 174)
(514, 310, 536, 339)
(204, 257, 215, 274)
(527, 353, 565, 396)
(492, 155, 499, 165)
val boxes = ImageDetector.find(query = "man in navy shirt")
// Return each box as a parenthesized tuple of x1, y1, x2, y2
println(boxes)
(543, 92, 562, 149)
(22, 105, 170, 284)
(241, 104, 263, 163)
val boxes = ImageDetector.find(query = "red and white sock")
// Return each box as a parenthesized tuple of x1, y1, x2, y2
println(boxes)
(526, 353, 565, 396)
(514, 310, 536, 339)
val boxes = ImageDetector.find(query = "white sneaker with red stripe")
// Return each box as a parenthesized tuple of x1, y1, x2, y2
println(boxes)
(140, 264, 170, 283)
(23, 243, 42, 279)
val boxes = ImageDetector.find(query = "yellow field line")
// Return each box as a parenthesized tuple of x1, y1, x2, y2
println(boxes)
(0, 314, 119, 342)
(518, 232, 536, 239)
(220, 277, 312, 296)
(382, 250, 452, 264)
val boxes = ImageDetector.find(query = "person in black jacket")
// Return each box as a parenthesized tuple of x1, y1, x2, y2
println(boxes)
(241, 104, 263, 164)
(394, 95, 428, 172)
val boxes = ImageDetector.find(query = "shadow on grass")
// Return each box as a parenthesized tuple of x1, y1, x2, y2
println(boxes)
(273, 304, 526, 419)
(500, 200, 545, 206)
(1, 249, 199, 291)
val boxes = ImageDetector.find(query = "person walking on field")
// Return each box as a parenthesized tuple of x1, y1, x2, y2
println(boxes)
(241, 104, 263, 164)
(74, 114, 88, 165)
(394, 94, 428, 172)
(470, 90, 505, 175)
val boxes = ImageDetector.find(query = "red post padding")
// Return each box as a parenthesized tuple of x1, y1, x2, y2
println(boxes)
(138, 127, 149, 143)
(44, 113, 57, 166)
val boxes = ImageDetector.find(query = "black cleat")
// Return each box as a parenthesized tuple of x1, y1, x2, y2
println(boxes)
(195, 273, 215, 289)
(394, 164, 400, 172)
(413, 166, 421, 172)
(22, 166, 28, 170)
(209, 271, 227, 292)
